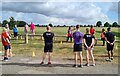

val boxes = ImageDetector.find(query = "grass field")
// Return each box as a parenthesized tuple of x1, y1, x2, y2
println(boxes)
(0, 27, 119, 63)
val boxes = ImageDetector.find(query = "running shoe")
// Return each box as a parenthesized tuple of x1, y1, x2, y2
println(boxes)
(40, 61, 44, 65)
(78, 64, 83, 68)
(73, 64, 78, 68)
(84, 63, 90, 67)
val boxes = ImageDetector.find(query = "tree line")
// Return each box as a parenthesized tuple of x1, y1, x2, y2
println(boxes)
(1, 17, 120, 30)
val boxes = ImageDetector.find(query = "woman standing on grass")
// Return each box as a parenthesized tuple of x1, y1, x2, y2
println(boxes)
(83, 28, 95, 66)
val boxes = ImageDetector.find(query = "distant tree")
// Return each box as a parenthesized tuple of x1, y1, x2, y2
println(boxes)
(96, 21, 102, 27)
(63, 25, 66, 27)
(104, 22, 111, 27)
(2, 20, 9, 27)
(17, 21, 27, 27)
(9, 16, 16, 30)
(112, 22, 118, 27)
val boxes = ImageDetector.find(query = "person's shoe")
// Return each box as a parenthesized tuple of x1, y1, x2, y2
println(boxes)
(48, 62, 51, 65)
(106, 59, 112, 62)
(4, 57, 8, 62)
(92, 64, 96, 66)
(40, 61, 44, 65)
(84, 63, 89, 67)
(111, 57, 113, 60)
(78, 64, 83, 68)
(73, 64, 78, 68)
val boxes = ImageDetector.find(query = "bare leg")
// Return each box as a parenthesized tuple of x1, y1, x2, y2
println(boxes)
(86, 50, 89, 64)
(108, 51, 111, 59)
(79, 52, 83, 65)
(41, 53, 47, 62)
(111, 50, 113, 59)
(48, 53, 52, 62)
(74, 52, 78, 65)
(89, 50, 95, 64)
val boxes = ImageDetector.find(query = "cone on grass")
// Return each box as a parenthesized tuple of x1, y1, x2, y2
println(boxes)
(32, 51, 36, 57)
(60, 41, 63, 44)
(115, 46, 118, 50)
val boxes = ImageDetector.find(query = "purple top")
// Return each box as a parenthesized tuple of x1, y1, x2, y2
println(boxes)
(73, 31, 83, 44)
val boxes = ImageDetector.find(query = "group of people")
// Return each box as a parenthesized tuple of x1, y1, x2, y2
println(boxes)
(13, 22, 35, 40)
(40, 25, 116, 68)
(1, 24, 116, 68)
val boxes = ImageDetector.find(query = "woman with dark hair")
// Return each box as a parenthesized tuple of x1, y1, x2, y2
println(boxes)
(66, 26, 73, 42)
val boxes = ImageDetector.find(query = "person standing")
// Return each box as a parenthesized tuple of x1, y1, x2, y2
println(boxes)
(83, 28, 95, 67)
(90, 26, 95, 36)
(40, 25, 54, 65)
(30, 22, 35, 34)
(5, 24, 15, 57)
(66, 26, 73, 42)
(105, 27, 116, 62)
(24, 24, 29, 34)
(1, 28, 11, 61)
(73, 25, 83, 68)
(13, 25, 18, 40)
(101, 28, 106, 46)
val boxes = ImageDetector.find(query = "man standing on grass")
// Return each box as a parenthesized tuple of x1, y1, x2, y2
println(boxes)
(73, 25, 83, 68)
(40, 25, 54, 65)
(1, 28, 11, 61)
(105, 27, 116, 62)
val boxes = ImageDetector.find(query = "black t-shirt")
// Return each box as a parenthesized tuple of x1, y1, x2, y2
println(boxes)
(105, 32, 115, 43)
(43, 32, 54, 44)
(83, 34, 95, 46)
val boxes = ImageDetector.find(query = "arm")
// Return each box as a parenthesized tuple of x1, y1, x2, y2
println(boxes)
(83, 39, 88, 48)
(90, 38, 95, 48)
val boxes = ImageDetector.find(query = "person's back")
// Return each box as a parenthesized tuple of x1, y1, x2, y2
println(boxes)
(73, 31, 83, 44)
(43, 32, 54, 44)
(105, 32, 115, 43)
(1, 31, 9, 46)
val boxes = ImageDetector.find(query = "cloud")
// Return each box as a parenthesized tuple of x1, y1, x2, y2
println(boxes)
(2, 2, 110, 25)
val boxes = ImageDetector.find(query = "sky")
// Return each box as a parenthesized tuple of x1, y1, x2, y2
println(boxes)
(0, 0, 119, 25)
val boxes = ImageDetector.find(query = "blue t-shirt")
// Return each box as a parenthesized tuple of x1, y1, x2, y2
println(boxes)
(73, 31, 83, 44)
(13, 27, 18, 33)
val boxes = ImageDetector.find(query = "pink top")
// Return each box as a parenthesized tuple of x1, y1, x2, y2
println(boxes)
(30, 23, 35, 31)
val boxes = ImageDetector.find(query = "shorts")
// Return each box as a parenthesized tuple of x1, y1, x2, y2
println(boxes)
(74, 44, 82, 52)
(44, 43, 53, 53)
(4, 45, 11, 50)
(84, 44, 93, 50)
(14, 32, 18, 37)
(107, 43, 114, 51)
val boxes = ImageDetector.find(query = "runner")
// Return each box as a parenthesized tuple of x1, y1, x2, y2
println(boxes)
(24, 24, 29, 34)
(83, 28, 95, 66)
(5, 24, 15, 57)
(105, 27, 116, 62)
(1, 28, 11, 61)
(73, 25, 83, 68)
(90, 26, 95, 36)
(40, 25, 54, 65)
(30, 22, 35, 34)
(13, 25, 18, 40)
(66, 26, 73, 42)
(101, 28, 106, 46)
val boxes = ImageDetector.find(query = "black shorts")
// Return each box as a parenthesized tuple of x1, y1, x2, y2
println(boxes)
(107, 43, 114, 51)
(44, 43, 53, 53)
(74, 44, 82, 52)
(14, 32, 18, 37)
(4, 45, 11, 50)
